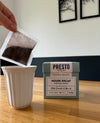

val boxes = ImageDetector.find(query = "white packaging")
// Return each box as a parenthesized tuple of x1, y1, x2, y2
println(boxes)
(0, 29, 38, 67)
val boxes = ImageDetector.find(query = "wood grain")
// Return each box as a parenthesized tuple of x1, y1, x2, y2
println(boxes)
(0, 75, 100, 123)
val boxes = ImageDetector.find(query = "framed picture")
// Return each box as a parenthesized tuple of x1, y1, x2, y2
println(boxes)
(59, 0, 77, 23)
(80, 0, 100, 19)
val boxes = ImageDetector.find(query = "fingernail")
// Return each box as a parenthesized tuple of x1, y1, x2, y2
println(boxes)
(10, 24, 17, 31)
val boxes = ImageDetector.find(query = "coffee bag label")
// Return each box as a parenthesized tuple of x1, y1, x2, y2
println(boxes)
(46, 76, 76, 96)
(50, 62, 72, 76)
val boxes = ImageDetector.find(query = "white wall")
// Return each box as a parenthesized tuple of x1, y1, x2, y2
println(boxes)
(1, 0, 100, 57)
(0, 0, 14, 48)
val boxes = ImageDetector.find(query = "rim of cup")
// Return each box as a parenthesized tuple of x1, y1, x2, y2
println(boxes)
(1, 65, 37, 69)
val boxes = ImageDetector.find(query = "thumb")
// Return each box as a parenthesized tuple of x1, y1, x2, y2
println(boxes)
(0, 11, 17, 32)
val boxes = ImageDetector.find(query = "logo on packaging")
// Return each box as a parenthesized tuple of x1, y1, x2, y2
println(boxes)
(51, 62, 72, 73)
(53, 64, 70, 71)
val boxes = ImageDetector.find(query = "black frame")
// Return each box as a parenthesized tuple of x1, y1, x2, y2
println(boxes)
(59, 0, 77, 23)
(80, 0, 100, 19)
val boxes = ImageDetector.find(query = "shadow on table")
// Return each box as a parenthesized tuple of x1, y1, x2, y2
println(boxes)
(18, 98, 100, 121)
(21, 99, 79, 116)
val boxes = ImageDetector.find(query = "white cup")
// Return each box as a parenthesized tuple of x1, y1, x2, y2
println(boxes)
(2, 66, 37, 109)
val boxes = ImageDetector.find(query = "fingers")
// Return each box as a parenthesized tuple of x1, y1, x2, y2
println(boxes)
(0, 2, 17, 25)
(0, 11, 17, 32)
(9, 15, 17, 26)
(0, 1, 17, 32)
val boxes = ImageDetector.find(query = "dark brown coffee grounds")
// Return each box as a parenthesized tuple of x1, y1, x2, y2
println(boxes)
(3, 46, 32, 65)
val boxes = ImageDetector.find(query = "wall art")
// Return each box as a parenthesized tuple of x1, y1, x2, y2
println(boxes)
(59, 0, 77, 23)
(80, 0, 100, 19)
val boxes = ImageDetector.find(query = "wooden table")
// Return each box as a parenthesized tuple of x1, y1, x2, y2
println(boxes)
(0, 75, 100, 123)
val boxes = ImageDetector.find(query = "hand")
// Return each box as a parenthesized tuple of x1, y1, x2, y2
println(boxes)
(0, 1, 17, 32)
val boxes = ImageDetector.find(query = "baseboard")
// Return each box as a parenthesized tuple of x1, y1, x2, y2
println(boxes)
(0, 56, 100, 81)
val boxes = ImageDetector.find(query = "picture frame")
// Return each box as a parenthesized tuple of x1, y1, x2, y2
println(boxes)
(80, 0, 100, 19)
(0, 29, 38, 67)
(59, 0, 77, 23)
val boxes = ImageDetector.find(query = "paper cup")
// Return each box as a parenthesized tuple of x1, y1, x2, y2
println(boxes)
(2, 66, 37, 109)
